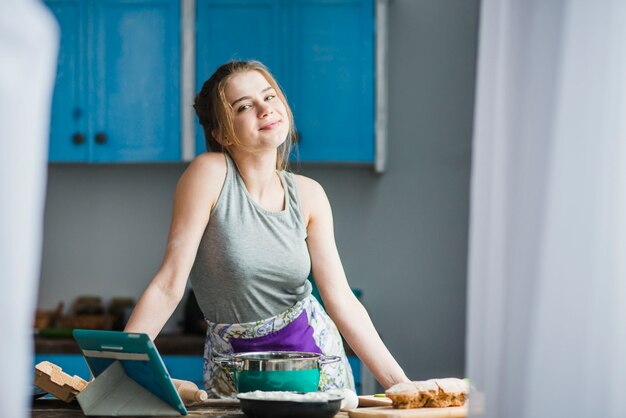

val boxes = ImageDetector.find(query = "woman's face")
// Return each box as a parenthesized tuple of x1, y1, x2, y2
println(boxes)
(223, 70, 289, 152)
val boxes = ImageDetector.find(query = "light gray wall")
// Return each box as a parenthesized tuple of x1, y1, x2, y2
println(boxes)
(39, 0, 479, 382)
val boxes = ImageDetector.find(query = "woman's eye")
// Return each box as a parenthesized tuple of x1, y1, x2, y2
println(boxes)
(266, 94, 275, 101)
(237, 104, 252, 112)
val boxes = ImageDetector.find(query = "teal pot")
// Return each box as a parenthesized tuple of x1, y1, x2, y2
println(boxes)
(215, 351, 340, 393)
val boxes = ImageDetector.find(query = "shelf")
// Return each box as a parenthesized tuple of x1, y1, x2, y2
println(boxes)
(35, 333, 205, 355)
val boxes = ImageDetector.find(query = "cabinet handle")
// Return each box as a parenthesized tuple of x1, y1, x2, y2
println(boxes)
(72, 132, 85, 145)
(95, 132, 107, 144)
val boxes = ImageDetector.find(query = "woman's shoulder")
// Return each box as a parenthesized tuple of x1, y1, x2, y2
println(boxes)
(185, 152, 227, 179)
(192, 151, 227, 169)
(177, 152, 227, 199)
(293, 174, 325, 198)
(292, 174, 330, 223)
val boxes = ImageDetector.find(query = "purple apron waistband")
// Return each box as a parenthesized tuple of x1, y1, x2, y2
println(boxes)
(228, 310, 322, 354)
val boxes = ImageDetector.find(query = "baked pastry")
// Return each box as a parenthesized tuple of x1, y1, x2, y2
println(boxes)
(385, 377, 468, 409)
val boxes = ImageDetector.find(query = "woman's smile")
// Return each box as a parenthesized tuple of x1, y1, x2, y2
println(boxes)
(259, 119, 282, 130)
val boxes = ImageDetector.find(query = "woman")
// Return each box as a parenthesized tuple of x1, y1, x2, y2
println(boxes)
(124, 60, 409, 397)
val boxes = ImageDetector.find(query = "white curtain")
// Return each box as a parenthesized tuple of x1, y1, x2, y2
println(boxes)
(0, 0, 58, 417)
(467, 1, 626, 418)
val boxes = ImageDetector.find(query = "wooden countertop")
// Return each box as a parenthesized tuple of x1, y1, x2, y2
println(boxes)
(31, 398, 244, 417)
(31, 398, 351, 417)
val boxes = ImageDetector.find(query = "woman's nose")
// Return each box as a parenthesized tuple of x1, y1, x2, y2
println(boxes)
(257, 101, 273, 118)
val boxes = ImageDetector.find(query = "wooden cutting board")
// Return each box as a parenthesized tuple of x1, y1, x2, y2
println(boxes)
(348, 405, 467, 418)
(357, 395, 393, 407)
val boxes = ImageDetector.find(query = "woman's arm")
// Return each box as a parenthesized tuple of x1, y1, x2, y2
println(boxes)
(297, 177, 410, 389)
(124, 153, 226, 340)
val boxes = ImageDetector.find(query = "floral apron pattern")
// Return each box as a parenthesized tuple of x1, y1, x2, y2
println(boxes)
(203, 295, 355, 398)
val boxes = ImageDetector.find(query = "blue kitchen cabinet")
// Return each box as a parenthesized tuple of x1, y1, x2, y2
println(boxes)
(195, 0, 375, 163)
(196, 0, 284, 81)
(288, 0, 375, 163)
(195, 0, 284, 154)
(348, 355, 362, 395)
(45, 0, 181, 162)
(34, 354, 204, 388)
(46, 0, 88, 161)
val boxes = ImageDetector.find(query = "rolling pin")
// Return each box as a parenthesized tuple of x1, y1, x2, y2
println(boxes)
(171, 378, 208, 404)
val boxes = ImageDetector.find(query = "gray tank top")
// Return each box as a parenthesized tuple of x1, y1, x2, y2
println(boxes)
(189, 154, 312, 323)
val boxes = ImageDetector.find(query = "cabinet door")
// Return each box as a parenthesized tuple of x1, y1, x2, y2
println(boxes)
(46, 0, 89, 162)
(290, 0, 375, 163)
(92, 0, 181, 162)
(194, 0, 375, 163)
(195, 0, 283, 154)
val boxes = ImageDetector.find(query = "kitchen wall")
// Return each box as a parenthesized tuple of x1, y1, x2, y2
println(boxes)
(39, 0, 479, 382)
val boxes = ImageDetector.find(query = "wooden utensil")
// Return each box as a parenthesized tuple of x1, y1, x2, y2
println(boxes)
(348, 405, 467, 418)
(357, 395, 393, 407)
(171, 378, 208, 404)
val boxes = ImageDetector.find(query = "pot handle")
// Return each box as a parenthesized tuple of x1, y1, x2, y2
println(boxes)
(214, 356, 243, 371)
(318, 355, 341, 366)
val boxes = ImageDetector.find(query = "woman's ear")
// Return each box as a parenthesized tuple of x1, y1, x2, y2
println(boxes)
(211, 129, 223, 145)
(213, 129, 232, 146)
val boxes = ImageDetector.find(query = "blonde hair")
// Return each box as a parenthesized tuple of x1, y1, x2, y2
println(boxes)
(193, 60, 296, 171)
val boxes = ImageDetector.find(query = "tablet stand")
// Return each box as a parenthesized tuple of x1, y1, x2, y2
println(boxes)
(77, 360, 182, 416)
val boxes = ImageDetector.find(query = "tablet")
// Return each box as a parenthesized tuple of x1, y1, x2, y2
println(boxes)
(73, 329, 187, 415)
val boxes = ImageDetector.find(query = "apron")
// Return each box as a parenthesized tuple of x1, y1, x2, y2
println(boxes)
(203, 295, 355, 398)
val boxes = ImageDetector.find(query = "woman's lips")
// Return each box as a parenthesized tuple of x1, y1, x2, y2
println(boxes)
(259, 120, 281, 130)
